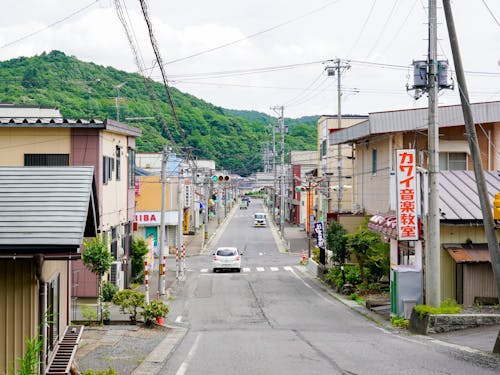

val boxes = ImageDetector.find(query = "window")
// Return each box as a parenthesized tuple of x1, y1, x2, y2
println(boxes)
(398, 241, 416, 266)
(372, 149, 377, 175)
(116, 146, 121, 181)
(25, 154, 69, 166)
(321, 140, 327, 157)
(439, 152, 467, 170)
(128, 147, 136, 188)
(111, 226, 118, 259)
(103, 156, 114, 184)
(47, 274, 60, 352)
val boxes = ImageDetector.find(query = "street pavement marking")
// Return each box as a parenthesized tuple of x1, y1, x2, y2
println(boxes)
(198, 266, 297, 274)
(176, 333, 202, 375)
(175, 315, 183, 323)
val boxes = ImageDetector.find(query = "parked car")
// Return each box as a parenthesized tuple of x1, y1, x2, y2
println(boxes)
(212, 247, 242, 272)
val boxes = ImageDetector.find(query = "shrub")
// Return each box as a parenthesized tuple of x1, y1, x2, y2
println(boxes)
(357, 282, 383, 295)
(349, 293, 361, 301)
(81, 367, 118, 375)
(102, 281, 118, 302)
(112, 290, 145, 322)
(414, 299, 462, 318)
(81, 304, 97, 325)
(312, 247, 320, 263)
(324, 264, 362, 289)
(141, 299, 170, 326)
(391, 316, 409, 329)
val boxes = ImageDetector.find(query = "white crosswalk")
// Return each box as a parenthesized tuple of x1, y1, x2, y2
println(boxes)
(199, 265, 299, 274)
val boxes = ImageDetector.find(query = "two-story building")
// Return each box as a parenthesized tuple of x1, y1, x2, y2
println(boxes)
(0, 106, 142, 297)
(330, 101, 500, 312)
(316, 115, 368, 221)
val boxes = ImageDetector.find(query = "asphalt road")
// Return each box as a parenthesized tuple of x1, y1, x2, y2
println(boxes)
(159, 200, 500, 375)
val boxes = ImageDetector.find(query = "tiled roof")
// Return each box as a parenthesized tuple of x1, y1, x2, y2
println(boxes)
(0, 167, 96, 252)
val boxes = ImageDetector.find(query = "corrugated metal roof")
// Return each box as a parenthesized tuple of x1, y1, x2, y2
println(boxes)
(332, 101, 500, 145)
(0, 118, 142, 137)
(439, 170, 500, 221)
(444, 244, 491, 263)
(0, 167, 95, 250)
(0, 104, 62, 118)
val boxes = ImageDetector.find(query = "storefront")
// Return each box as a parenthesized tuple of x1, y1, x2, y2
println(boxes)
(134, 210, 179, 252)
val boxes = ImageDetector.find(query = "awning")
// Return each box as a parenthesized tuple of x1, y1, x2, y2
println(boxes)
(367, 213, 397, 239)
(444, 244, 492, 263)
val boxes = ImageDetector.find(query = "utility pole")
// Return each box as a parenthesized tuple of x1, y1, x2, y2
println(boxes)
(325, 59, 350, 215)
(443, 2, 500, 352)
(272, 123, 277, 221)
(177, 167, 184, 279)
(271, 106, 286, 234)
(426, 0, 441, 307)
(158, 145, 168, 295)
(192, 159, 198, 235)
(204, 177, 209, 241)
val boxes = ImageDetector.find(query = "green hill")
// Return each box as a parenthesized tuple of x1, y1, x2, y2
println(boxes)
(0, 50, 318, 176)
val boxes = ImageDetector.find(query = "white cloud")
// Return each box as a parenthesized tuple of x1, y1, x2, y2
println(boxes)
(0, 0, 498, 117)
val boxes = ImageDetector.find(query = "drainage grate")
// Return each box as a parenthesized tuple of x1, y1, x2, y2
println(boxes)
(46, 325, 84, 375)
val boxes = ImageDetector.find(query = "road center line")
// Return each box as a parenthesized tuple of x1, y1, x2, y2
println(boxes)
(176, 333, 202, 375)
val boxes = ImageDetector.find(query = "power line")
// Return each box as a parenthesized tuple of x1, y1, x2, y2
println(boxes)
(366, 0, 399, 58)
(481, 0, 500, 27)
(156, 0, 341, 67)
(138, 0, 196, 168)
(347, 0, 378, 56)
(1, 0, 101, 49)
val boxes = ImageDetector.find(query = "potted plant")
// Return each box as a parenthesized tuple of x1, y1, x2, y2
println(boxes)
(102, 303, 111, 325)
(141, 300, 169, 326)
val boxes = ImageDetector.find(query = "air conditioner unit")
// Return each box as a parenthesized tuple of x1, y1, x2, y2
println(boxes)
(110, 261, 124, 290)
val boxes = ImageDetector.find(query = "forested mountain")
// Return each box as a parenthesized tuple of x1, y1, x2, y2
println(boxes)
(0, 51, 318, 176)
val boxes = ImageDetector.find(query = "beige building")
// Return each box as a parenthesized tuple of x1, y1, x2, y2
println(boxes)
(316, 115, 368, 220)
(332, 101, 500, 308)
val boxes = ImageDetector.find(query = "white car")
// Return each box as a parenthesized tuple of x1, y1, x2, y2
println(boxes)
(212, 247, 241, 272)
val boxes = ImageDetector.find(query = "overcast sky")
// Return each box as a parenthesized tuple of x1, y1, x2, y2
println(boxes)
(1, 0, 499, 118)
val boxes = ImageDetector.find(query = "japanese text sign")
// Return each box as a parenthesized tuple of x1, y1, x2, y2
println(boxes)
(314, 222, 325, 248)
(396, 149, 418, 240)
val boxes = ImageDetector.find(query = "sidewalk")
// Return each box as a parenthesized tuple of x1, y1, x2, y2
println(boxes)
(274, 219, 500, 357)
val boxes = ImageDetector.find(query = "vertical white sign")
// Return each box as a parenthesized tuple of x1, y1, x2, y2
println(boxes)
(396, 149, 418, 240)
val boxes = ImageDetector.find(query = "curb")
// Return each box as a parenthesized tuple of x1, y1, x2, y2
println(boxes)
(131, 325, 188, 375)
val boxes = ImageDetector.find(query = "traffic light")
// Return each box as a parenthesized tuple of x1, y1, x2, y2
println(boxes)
(212, 175, 230, 182)
(494, 193, 500, 221)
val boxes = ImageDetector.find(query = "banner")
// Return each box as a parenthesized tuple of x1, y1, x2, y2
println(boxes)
(396, 149, 418, 240)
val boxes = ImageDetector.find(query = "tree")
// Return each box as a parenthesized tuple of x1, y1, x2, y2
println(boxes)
(326, 220, 349, 285)
(131, 237, 149, 283)
(347, 225, 379, 285)
(82, 234, 113, 323)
